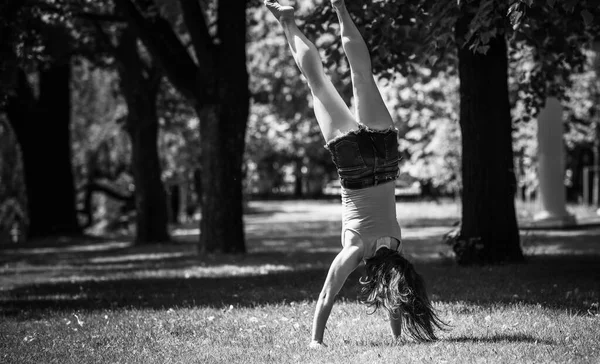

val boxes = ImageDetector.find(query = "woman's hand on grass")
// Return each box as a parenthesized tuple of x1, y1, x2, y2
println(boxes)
(309, 340, 327, 349)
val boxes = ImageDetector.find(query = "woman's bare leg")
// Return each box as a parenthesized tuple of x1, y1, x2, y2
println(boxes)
(332, 0, 394, 129)
(265, 0, 356, 142)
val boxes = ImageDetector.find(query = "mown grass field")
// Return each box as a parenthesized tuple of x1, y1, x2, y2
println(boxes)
(1, 200, 599, 363)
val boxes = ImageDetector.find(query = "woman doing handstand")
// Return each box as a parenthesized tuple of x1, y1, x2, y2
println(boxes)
(265, 0, 445, 347)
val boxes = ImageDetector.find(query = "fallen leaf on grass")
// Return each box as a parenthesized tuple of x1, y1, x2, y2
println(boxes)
(588, 302, 599, 316)
(73, 314, 84, 327)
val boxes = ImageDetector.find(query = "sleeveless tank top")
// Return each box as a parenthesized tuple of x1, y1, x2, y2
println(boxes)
(341, 181, 402, 258)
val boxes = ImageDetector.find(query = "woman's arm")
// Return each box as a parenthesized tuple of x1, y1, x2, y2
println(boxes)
(389, 309, 402, 339)
(310, 245, 362, 345)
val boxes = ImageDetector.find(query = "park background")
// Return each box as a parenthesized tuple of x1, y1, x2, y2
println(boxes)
(1, 0, 599, 363)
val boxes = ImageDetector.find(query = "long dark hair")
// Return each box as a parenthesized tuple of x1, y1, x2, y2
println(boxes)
(359, 247, 446, 341)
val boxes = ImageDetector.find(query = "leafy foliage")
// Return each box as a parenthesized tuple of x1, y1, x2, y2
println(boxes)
(247, 6, 337, 195)
(563, 57, 598, 151)
(300, 0, 599, 115)
(2, 0, 598, 243)
(70, 57, 200, 230)
(508, 0, 600, 117)
(380, 71, 461, 193)
(156, 81, 199, 185)
(71, 59, 128, 182)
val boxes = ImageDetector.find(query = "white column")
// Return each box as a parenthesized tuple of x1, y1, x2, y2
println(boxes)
(534, 97, 576, 226)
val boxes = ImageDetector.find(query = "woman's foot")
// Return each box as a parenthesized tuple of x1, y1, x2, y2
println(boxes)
(264, 0, 295, 22)
(331, 0, 345, 9)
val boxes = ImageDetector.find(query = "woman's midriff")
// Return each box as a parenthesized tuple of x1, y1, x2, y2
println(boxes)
(341, 181, 402, 258)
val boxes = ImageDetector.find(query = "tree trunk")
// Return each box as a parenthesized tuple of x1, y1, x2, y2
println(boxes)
(197, 1, 249, 254)
(118, 28, 169, 244)
(6, 64, 81, 238)
(198, 102, 247, 254)
(126, 107, 170, 244)
(115, 0, 249, 253)
(455, 19, 523, 264)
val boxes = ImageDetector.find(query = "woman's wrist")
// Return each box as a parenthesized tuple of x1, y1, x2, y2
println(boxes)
(309, 340, 327, 348)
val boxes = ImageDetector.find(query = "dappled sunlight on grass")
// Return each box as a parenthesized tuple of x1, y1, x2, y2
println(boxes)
(2, 240, 132, 256)
(1, 200, 599, 363)
(88, 252, 187, 264)
(3, 301, 597, 364)
(521, 228, 600, 256)
(516, 200, 599, 220)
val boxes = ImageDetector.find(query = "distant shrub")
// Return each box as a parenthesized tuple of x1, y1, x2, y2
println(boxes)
(0, 115, 28, 242)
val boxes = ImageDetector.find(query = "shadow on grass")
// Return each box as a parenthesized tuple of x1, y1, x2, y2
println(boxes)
(352, 333, 553, 347)
(0, 245, 341, 283)
(1, 254, 599, 319)
(0, 230, 453, 273)
(400, 217, 458, 228)
(446, 334, 553, 345)
(0, 268, 336, 316)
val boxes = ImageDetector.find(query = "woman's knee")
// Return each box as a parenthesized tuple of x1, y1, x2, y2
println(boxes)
(308, 75, 338, 99)
(306, 76, 327, 93)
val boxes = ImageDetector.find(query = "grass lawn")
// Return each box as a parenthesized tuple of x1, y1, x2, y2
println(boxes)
(1, 200, 599, 364)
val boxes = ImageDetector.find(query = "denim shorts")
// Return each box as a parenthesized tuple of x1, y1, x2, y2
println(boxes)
(325, 123, 400, 190)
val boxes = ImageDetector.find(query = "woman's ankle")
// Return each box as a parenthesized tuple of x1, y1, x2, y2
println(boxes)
(265, 0, 295, 23)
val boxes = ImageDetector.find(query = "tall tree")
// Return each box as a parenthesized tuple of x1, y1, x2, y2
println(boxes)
(47, 0, 175, 243)
(115, 0, 249, 253)
(86, 15, 171, 243)
(114, 27, 170, 243)
(5, 26, 81, 237)
(453, 7, 522, 263)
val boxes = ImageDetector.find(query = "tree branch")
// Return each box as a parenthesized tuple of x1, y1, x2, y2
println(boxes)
(217, 0, 248, 75)
(80, 180, 134, 202)
(91, 18, 119, 55)
(178, 0, 217, 79)
(114, 0, 200, 105)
